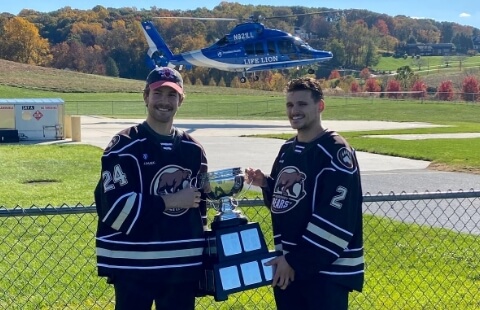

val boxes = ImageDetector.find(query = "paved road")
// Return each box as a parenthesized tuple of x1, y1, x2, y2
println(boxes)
(72, 116, 480, 194)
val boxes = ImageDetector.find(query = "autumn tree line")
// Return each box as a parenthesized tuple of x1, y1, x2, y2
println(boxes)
(322, 66, 480, 102)
(0, 2, 479, 94)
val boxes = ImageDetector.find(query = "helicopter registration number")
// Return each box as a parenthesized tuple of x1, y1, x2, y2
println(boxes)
(233, 32, 255, 41)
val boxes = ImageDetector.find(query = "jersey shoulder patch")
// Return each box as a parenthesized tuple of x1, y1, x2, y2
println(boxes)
(336, 147, 355, 170)
(324, 133, 357, 172)
(104, 126, 141, 153)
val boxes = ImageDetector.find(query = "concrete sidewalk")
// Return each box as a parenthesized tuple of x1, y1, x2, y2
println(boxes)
(73, 116, 433, 173)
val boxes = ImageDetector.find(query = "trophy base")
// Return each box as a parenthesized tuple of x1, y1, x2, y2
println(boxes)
(211, 216, 248, 230)
(199, 250, 282, 301)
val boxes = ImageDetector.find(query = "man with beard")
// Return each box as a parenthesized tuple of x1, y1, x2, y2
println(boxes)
(94, 67, 208, 310)
(245, 78, 364, 310)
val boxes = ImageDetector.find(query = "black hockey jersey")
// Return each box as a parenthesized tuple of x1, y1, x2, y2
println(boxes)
(94, 122, 208, 283)
(262, 130, 364, 292)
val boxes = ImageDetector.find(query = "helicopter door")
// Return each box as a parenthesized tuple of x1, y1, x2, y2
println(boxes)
(267, 40, 276, 55)
(278, 39, 299, 60)
(255, 42, 265, 56)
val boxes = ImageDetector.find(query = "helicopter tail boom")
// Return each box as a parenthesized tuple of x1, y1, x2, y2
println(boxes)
(141, 21, 174, 68)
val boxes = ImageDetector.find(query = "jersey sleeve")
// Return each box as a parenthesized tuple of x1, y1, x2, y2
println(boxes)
(198, 146, 209, 228)
(285, 146, 363, 274)
(95, 136, 166, 235)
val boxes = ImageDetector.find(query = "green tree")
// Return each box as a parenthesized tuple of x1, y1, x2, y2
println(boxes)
(325, 39, 346, 69)
(105, 57, 119, 77)
(395, 65, 414, 89)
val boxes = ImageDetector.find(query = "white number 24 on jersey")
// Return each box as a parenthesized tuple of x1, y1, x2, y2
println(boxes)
(102, 164, 128, 192)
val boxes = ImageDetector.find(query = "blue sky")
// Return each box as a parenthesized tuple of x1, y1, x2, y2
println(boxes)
(2, 0, 480, 29)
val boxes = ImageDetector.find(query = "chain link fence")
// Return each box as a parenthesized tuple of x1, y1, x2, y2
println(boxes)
(1, 191, 479, 309)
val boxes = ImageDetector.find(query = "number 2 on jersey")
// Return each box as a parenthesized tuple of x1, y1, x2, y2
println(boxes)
(330, 186, 347, 209)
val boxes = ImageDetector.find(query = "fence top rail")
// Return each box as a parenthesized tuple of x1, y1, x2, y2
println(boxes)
(362, 190, 480, 202)
(0, 205, 97, 217)
(2, 190, 480, 217)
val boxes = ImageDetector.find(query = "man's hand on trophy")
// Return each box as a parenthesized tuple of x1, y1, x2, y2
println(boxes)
(245, 168, 268, 188)
(162, 187, 202, 210)
(264, 255, 295, 290)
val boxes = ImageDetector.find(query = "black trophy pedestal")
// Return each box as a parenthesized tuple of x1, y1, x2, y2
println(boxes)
(199, 219, 280, 301)
(210, 215, 248, 230)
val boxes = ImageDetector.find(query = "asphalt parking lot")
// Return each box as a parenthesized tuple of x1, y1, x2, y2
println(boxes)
(56, 116, 480, 194)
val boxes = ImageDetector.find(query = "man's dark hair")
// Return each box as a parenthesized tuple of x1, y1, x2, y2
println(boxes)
(285, 78, 324, 102)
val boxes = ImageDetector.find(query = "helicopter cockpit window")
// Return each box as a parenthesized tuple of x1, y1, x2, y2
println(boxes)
(294, 37, 312, 52)
(278, 39, 297, 55)
(216, 36, 228, 47)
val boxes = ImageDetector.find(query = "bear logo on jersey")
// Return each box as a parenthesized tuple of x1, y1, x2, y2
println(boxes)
(271, 167, 306, 214)
(337, 147, 354, 170)
(150, 165, 193, 216)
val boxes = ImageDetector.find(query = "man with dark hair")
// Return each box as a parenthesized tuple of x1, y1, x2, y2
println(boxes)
(94, 66, 208, 310)
(245, 77, 364, 310)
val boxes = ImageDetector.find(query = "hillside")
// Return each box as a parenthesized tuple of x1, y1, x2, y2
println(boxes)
(0, 59, 283, 96)
(373, 55, 480, 89)
(0, 59, 144, 93)
(2, 57, 480, 95)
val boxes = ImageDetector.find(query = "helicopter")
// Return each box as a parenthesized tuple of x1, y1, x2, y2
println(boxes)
(140, 13, 334, 83)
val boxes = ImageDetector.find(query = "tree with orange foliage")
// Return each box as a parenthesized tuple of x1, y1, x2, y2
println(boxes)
(0, 17, 51, 65)
(437, 80, 454, 101)
(386, 79, 401, 98)
(364, 78, 381, 93)
(411, 80, 427, 99)
(328, 70, 341, 80)
(461, 76, 479, 102)
(350, 81, 361, 94)
(374, 19, 389, 36)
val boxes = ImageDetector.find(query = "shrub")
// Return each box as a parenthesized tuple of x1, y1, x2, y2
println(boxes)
(461, 76, 479, 102)
(436, 80, 454, 101)
(350, 81, 361, 94)
(386, 79, 401, 98)
(411, 80, 427, 99)
(328, 70, 341, 80)
(364, 78, 381, 93)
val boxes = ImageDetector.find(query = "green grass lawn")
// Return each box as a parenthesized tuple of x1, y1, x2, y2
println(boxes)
(373, 55, 480, 73)
(0, 144, 102, 207)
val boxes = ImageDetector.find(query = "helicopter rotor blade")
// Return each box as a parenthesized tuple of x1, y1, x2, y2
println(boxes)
(263, 10, 347, 20)
(153, 16, 237, 21)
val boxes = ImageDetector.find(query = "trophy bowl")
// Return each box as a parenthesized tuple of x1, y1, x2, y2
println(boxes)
(205, 167, 245, 200)
(203, 167, 248, 228)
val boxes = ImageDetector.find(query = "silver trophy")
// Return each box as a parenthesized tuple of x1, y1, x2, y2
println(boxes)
(199, 167, 278, 301)
(204, 167, 248, 229)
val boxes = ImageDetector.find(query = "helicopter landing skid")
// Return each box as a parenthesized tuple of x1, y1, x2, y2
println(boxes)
(239, 73, 260, 83)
